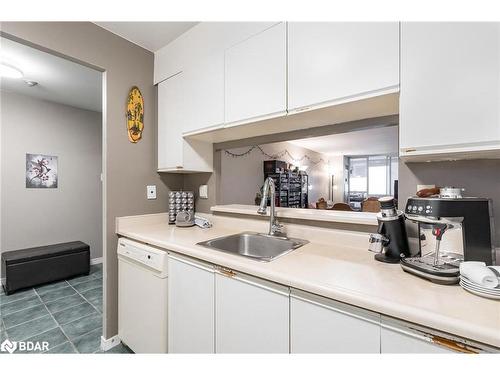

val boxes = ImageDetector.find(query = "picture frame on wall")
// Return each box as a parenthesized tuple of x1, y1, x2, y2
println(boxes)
(25, 153, 58, 188)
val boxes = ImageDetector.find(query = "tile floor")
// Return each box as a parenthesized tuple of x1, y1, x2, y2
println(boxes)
(0, 264, 132, 354)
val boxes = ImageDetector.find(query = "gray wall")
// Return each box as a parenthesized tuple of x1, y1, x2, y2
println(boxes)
(1, 92, 102, 259)
(399, 159, 500, 247)
(0, 22, 183, 338)
(220, 142, 330, 206)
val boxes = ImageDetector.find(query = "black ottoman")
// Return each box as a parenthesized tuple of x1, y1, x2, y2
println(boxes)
(1, 241, 90, 295)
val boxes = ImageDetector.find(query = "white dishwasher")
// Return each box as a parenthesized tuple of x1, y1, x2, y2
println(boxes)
(117, 237, 168, 353)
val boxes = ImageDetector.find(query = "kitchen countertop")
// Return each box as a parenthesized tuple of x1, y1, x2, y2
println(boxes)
(116, 212, 500, 349)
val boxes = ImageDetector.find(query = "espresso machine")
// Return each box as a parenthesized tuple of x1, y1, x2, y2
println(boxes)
(368, 197, 411, 263)
(401, 193, 495, 284)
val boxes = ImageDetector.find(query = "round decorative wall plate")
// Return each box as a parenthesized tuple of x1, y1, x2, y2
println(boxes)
(126, 86, 144, 143)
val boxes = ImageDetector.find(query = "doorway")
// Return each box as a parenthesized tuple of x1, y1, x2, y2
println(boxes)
(0, 35, 110, 353)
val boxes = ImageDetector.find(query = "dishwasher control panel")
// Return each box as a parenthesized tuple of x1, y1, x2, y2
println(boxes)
(117, 238, 167, 274)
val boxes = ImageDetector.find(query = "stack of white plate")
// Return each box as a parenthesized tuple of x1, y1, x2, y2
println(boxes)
(460, 268, 500, 300)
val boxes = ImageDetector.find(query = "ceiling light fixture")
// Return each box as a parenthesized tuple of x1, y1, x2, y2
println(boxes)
(24, 80, 38, 87)
(0, 62, 23, 79)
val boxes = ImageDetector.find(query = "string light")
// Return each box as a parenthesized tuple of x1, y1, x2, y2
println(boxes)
(224, 145, 328, 171)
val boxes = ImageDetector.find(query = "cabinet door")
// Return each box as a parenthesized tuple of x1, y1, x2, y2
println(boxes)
(157, 73, 184, 170)
(381, 325, 453, 353)
(168, 254, 215, 353)
(400, 22, 500, 153)
(157, 73, 214, 172)
(225, 22, 287, 125)
(182, 52, 224, 133)
(288, 22, 399, 112)
(290, 290, 380, 353)
(215, 270, 289, 353)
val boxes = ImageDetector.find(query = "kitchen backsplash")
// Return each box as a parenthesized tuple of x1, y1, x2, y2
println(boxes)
(398, 159, 500, 247)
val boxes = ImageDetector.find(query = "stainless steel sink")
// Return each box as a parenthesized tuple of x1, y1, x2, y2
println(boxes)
(197, 231, 308, 262)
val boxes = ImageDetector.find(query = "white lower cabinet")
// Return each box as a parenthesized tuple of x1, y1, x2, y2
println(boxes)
(215, 269, 289, 353)
(290, 289, 381, 353)
(381, 319, 454, 353)
(165, 252, 481, 354)
(167, 254, 215, 353)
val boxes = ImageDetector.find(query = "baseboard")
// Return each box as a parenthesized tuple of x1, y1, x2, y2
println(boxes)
(100, 335, 121, 351)
(90, 257, 103, 265)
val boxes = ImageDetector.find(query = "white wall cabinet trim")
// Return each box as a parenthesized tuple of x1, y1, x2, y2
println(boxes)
(287, 86, 400, 116)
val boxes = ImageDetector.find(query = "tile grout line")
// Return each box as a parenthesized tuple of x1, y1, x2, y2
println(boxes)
(3, 295, 90, 330)
(67, 279, 104, 352)
(52, 302, 100, 326)
(68, 283, 102, 314)
(1, 283, 70, 319)
(4, 267, 103, 353)
(3, 285, 84, 329)
(1, 274, 102, 311)
(33, 285, 80, 354)
(2, 282, 74, 317)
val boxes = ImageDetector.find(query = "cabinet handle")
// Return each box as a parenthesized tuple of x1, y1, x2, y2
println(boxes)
(294, 106, 311, 113)
(217, 267, 236, 278)
(381, 322, 480, 353)
(175, 166, 183, 169)
(402, 148, 417, 153)
(432, 336, 478, 354)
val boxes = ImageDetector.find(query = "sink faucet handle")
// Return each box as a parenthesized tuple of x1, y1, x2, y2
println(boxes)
(271, 221, 286, 235)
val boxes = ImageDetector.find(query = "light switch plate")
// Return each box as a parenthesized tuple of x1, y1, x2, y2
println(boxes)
(147, 185, 157, 200)
(199, 184, 208, 199)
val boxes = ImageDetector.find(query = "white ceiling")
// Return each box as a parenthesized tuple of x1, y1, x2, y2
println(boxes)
(1, 37, 102, 112)
(288, 126, 399, 156)
(94, 22, 198, 52)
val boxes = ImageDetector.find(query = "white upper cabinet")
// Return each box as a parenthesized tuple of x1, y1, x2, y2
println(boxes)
(400, 22, 500, 157)
(157, 74, 213, 172)
(215, 270, 289, 353)
(290, 289, 381, 353)
(182, 52, 224, 134)
(157, 73, 184, 170)
(225, 22, 287, 125)
(288, 22, 399, 112)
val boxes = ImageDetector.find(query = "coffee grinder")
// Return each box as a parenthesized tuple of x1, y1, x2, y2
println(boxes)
(368, 196, 411, 263)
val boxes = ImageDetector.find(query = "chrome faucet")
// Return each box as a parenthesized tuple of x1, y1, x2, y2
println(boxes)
(258, 177, 286, 237)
